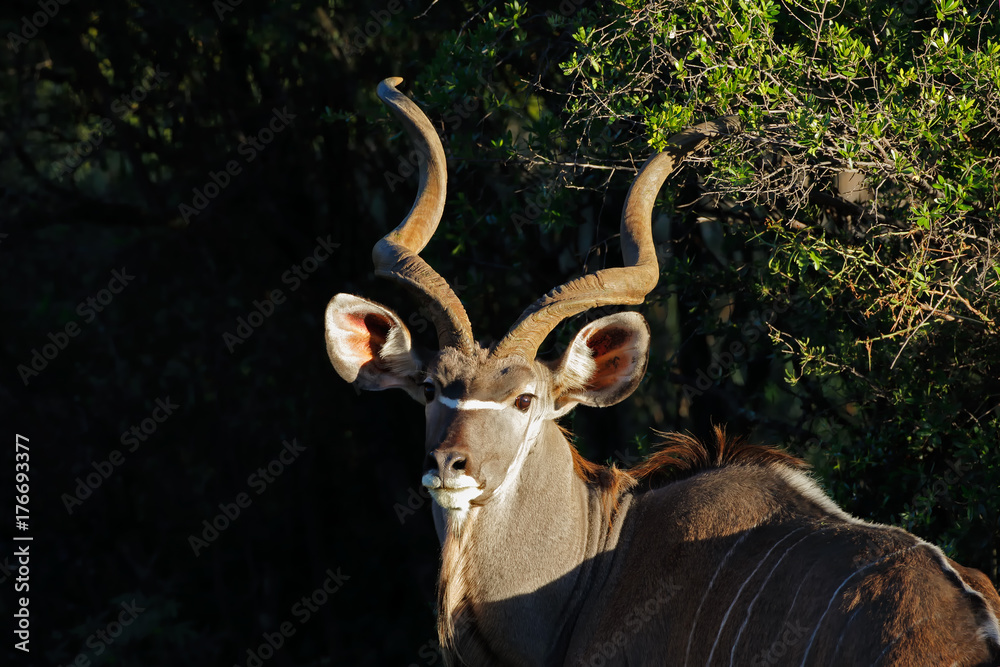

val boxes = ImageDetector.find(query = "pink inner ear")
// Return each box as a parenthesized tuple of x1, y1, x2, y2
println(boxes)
(344, 312, 392, 365)
(585, 328, 633, 390)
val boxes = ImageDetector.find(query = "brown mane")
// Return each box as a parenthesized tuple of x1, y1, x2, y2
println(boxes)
(562, 423, 635, 525)
(568, 425, 807, 520)
(630, 425, 807, 483)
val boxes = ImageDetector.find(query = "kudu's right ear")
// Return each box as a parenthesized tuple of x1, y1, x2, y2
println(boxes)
(324, 294, 423, 400)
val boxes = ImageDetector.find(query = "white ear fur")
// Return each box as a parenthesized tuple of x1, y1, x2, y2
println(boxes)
(552, 312, 651, 415)
(559, 332, 599, 395)
(324, 294, 422, 399)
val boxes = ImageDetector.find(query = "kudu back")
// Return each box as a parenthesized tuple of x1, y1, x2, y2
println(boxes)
(324, 77, 1000, 666)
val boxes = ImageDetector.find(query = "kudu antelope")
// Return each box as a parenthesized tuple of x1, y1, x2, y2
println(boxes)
(324, 78, 1000, 666)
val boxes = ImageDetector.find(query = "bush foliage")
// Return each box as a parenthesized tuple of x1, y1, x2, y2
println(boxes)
(406, 0, 1000, 580)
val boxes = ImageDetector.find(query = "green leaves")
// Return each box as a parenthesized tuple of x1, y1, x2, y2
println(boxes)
(933, 0, 965, 21)
(418, 0, 1000, 581)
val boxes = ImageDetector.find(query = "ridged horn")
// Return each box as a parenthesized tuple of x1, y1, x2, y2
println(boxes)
(490, 115, 742, 359)
(373, 77, 475, 353)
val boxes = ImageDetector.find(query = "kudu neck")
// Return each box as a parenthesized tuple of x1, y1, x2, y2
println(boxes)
(440, 419, 632, 665)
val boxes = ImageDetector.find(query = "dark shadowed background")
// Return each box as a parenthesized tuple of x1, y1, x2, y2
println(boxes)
(1, 0, 998, 665)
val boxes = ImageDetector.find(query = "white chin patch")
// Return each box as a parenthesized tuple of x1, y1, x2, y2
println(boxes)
(422, 472, 483, 511)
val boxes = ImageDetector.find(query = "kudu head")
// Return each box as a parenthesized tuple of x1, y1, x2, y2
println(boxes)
(325, 77, 734, 535)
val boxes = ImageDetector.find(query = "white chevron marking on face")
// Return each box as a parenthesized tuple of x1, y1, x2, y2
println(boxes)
(437, 396, 507, 410)
(422, 472, 483, 510)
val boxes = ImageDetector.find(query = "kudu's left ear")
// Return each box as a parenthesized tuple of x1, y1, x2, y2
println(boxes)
(324, 293, 423, 400)
(551, 312, 651, 416)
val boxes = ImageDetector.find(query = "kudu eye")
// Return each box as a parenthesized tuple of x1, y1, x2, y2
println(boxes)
(514, 394, 533, 412)
(422, 382, 435, 403)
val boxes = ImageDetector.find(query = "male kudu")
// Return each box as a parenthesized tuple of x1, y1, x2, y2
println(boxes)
(324, 78, 1000, 666)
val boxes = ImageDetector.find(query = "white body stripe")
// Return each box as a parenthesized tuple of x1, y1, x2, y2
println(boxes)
(683, 531, 752, 666)
(798, 545, 919, 666)
(831, 607, 863, 660)
(728, 530, 816, 665)
(706, 526, 807, 666)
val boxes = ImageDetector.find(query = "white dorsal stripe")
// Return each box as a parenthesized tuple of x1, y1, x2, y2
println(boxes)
(437, 396, 507, 410)
(916, 537, 1000, 647)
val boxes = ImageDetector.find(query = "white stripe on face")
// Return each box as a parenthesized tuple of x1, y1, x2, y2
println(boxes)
(436, 384, 535, 412)
(437, 396, 507, 410)
(490, 407, 543, 502)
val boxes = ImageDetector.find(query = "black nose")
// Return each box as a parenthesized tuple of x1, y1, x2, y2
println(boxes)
(431, 449, 468, 481)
